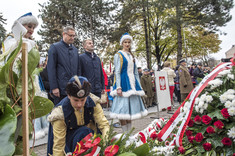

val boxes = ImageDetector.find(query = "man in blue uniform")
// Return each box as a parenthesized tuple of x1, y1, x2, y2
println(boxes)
(47, 76, 109, 155)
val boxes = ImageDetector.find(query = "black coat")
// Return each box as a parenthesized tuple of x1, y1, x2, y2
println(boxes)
(193, 67, 204, 79)
(40, 66, 50, 92)
(79, 51, 104, 93)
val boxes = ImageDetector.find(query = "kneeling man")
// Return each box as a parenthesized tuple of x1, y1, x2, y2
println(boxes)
(47, 76, 110, 155)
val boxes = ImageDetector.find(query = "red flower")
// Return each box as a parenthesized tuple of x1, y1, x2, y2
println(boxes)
(188, 136, 194, 143)
(178, 146, 186, 154)
(203, 142, 212, 151)
(73, 133, 93, 155)
(150, 131, 158, 140)
(202, 115, 212, 125)
(221, 137, 232, 146)
(167, 106, 171, 111)
(221, 108, 230, 119)
(188, 119, 194, 127)
(85, 137, 101, 148)
(195, 133, 204, 142)
(104, 145, 119, 156)
(185, 130, 192, 136)
(206, 126, 215, 134)
(194, 115, 201, 123)
(213, 120, 224, 129)
(233, 153, 235, 156)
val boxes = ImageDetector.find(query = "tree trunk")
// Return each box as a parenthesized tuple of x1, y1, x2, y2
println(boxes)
(176, 2, 183, 63)
(142, 0, 151, 69)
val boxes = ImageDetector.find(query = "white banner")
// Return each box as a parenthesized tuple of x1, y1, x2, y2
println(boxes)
(154, 71, 172, 111)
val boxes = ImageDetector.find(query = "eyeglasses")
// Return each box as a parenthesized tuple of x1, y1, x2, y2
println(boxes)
(66, 33, 76, 38)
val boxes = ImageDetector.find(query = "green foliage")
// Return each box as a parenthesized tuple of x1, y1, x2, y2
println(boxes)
(38, 0, 119, 53)
(0, 104, 17, 156)
(0, 38, 54, 155)
(0, 12, 6, 49)
(132, 143, 150, 156)
(30, 96, 54, 119)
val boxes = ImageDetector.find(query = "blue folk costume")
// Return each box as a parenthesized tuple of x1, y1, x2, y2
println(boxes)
(110, 33, 148, 120)
(47, 76, 109, 155)
(47, 97, 95, 155)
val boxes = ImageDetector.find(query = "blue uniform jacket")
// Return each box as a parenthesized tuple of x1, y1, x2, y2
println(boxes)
(47, 40, 80, 96)
(47, 96, 96, 155)
(79, 51, 104, 93)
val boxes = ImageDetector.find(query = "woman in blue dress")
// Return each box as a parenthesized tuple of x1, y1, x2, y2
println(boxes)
(110, 33, 148, 133)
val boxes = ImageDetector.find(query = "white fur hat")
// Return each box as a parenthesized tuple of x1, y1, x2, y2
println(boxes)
(12, 12, 38, 30)
(120, 32, 133, 45)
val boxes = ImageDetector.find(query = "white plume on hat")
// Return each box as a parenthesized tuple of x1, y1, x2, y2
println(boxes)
(120, 32, 133, 45)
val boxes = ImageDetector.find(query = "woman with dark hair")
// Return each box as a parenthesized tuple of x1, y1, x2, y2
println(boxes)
(47, 76, 109, 155)
(110, 33, 148, 133)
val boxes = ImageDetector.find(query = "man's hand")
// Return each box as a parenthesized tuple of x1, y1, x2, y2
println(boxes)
(52, 88, 60, 97)
(101, 89, 105, 94)
(117, 88, 122, 96)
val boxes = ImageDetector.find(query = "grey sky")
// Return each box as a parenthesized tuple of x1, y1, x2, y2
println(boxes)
(1, 0, 234, 60)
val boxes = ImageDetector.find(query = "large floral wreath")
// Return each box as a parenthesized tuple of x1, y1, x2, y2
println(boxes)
(68, 57, 235, 156)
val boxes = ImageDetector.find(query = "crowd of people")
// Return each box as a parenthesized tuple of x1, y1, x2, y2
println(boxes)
(1, 12, 211, 155)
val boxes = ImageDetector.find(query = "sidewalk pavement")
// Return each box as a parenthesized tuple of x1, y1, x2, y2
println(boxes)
(32, 102, 180, 155)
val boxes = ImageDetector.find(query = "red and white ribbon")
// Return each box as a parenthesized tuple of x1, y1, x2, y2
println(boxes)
(158, 62, 232, 147)
(85, 146, 101, 156)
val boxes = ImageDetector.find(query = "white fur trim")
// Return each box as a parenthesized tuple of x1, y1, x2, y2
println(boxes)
(47, 106, 64, 122)
(17, 15, 38, 28)
(120, 35, 133, 45)
(110, 110, 148, 120)
(110, 89, 145, 97)
(110, 51, 144, 97)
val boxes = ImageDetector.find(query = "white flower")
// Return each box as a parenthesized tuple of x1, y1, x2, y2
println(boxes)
(228, 107, 235, 116)
(228, 74, 234, 80)
(199, 108, 204, 114)
(226, 89, 235, 95)
(206, 95, 213, 103)
(232, 100, 235, 107)
(195, 105, 200, 112)
(194, 97, 200, 105)
(225, 101, 232, 108)
(200, 94, 207, 102)
(220, 94, 228, 103)
(208, 79, 223, 89)
(227, 94, 235, 101)
(203, 103, 208, 109)
(198, 101, 204, 108)
(227, 127, 235, 139)
(218, 70, 231, 76)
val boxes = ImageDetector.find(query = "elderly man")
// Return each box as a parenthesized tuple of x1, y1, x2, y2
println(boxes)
(178, 59, 194, 102)
(47, 26, 80, 104)
(193, 62, 205, 84)
(141, 68, 154, 108)
(47, 76, 109, 155)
